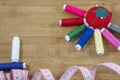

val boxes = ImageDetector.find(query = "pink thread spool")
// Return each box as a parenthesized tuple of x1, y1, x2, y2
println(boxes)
(63, 4, 86, 17)
(101, 28, 120, 51)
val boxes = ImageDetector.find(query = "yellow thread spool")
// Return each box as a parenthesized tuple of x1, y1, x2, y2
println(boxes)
(94, 29, 104, 55)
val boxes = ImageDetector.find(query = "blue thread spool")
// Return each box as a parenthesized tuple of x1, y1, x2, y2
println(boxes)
(0, 62, 26, 71)
(75, 27, 94, 50)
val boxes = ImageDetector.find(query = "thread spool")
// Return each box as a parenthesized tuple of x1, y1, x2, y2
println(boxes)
(63, 4, 86, 17)
(101, 28, 120, 51)
(60, 18, 84, 26)
(94, 29, 104, 55)
(65, 24, 87, 41)
(0, 62, 26, 71)
(108, 23, 120, 33)
(11, 37, 20, 62)
(75, 27, 94, 50)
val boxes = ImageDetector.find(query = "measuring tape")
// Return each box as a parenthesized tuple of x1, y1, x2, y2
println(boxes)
(0, 62, 119, 80)
(60, 62, 120, 80)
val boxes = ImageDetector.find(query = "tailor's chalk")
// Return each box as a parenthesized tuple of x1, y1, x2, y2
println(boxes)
(11, 37, 20, 62)
(0, 62, 26, 71)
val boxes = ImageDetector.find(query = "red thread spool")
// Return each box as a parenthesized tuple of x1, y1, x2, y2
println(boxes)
(60, 18, 84, 26)
(85, 6, 111, 29)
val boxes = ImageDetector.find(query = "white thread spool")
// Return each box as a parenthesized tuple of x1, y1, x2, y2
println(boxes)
(11, 37, 20, 62)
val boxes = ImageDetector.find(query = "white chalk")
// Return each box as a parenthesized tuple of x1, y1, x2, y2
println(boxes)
(11, 37, 20, 62)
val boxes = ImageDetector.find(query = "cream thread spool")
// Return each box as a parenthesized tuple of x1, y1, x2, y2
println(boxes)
(11, 37, 20, 62)
(94, 29, 104, 55)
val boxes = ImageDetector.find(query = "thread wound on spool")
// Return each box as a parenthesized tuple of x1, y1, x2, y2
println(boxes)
(108, 23, 120, 33)
(63, 4, 86, 17)
(11, 37, 20, 62)
(101, 28, 120, 50)
(94, 29, 104, 55)
(60, 18, 84, 26)
(76, 27, 94, 50)
(65, 24, 87, 41)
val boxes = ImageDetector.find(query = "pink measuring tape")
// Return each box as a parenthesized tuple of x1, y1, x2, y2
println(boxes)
(0, 62, 119, 80)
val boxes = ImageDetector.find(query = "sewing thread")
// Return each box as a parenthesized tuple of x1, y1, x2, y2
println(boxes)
(63, 4, 86, 17)
(108, 23, 120, 33)
(94, 29, 104, 55)
(101, 28, 120, 51)
(60, 18, 84, 26)
(65, 24, 87, 41)
(75, 27, 94, 50)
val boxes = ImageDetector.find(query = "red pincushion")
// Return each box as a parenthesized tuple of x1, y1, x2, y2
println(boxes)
(85, 6, 111, 29)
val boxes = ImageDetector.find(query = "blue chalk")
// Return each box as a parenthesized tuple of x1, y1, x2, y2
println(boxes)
(0, 62, 26, 71)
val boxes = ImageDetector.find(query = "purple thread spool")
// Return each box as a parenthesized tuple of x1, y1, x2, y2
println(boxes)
(101, 28, 120, 51)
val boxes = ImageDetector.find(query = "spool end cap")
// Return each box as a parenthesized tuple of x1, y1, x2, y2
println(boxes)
(75, 44, 81, 50)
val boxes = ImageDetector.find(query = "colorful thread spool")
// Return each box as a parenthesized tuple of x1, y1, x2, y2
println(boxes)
(65, 24, 87, 41)
(75, 27, 94, 50)
(108, 23, 120, 33)
(63, 4, 86, 17)
(101, 28, 120, 51)
(0, 62, 26, 71)
(60, 18, 84, 26)
(94, 29, 104, 55)
(11, 37, 20, 62)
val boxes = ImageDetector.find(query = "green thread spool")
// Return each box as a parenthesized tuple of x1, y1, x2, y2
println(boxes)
(65, 24, 87, 41)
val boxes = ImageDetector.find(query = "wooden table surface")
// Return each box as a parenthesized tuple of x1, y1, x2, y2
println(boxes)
(0, 0, 120, 79)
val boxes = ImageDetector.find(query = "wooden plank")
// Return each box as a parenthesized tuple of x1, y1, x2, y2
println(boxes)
(0, 0, 119, 79)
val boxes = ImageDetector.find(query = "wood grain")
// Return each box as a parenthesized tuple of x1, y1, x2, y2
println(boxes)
(0, 0, 120, 79)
